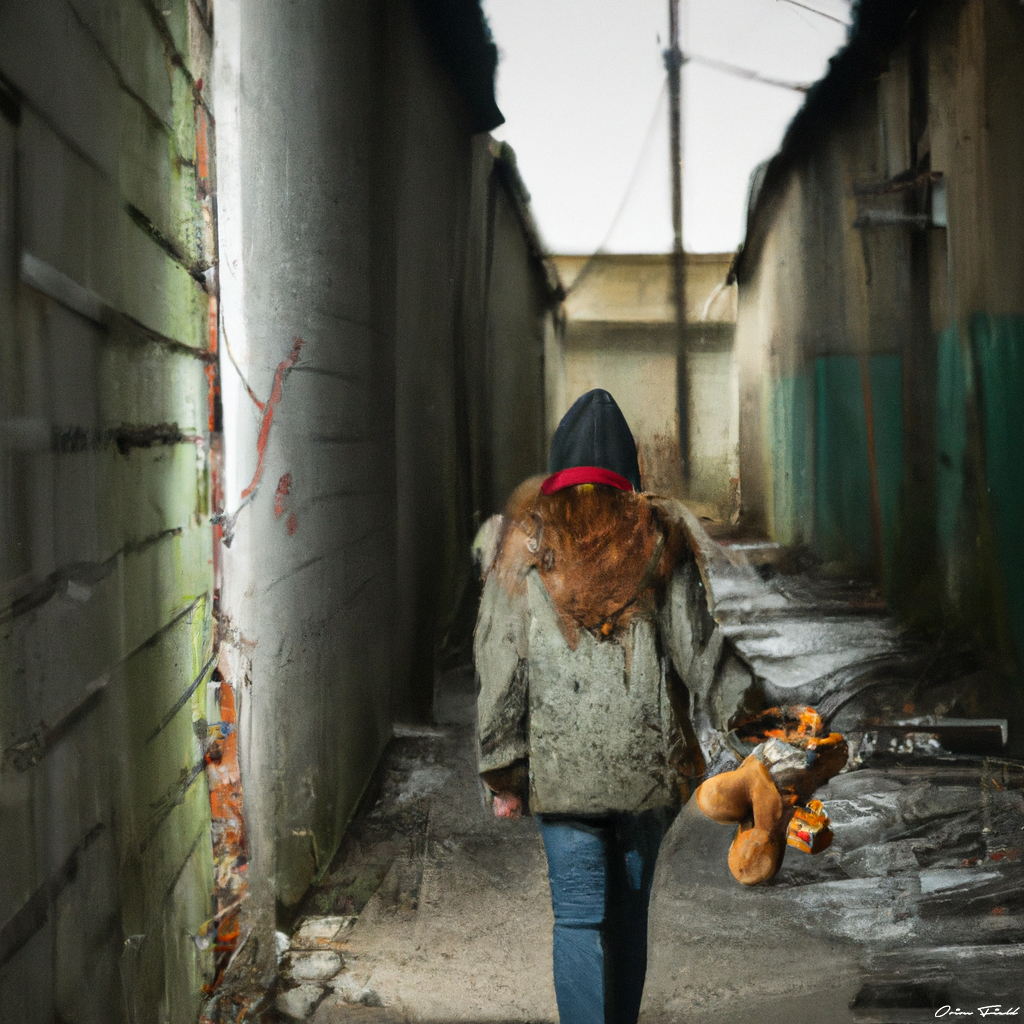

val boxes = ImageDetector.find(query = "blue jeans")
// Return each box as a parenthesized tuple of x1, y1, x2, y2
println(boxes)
(537, 810, 673, 1024)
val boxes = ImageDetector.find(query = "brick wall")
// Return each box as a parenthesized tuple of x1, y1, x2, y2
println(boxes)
(0, 1, 218, 1020)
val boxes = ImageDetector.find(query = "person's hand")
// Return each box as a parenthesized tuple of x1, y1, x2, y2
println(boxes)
(492, 791, 523, 819)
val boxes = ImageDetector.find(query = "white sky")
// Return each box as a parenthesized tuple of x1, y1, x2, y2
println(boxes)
(483, 0, 849, 255)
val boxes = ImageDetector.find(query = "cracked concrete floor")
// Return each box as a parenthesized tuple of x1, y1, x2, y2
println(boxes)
(249, 662, 1024, 1024)
(276, 670, 559, 1023)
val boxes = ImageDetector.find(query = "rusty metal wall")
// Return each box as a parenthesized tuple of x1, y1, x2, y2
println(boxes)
(0, 0, 219, 1021)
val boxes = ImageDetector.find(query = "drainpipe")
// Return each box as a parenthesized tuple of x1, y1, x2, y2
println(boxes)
(665, 0, 689, 487)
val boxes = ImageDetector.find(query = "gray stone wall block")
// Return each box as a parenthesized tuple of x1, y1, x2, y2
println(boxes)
(98, 331, 207, 432)
(52, 828, 122, 1024)
(118, 88, 203, 268)
(0, 764, 38, 926)
(118, 520, 212, 655)
(98, 442, 209, 559)
(71, 0, 176, 126)
(159, 831, 216, 1024)
(4, 568, 123, 739)
(118, 592, 211, 742)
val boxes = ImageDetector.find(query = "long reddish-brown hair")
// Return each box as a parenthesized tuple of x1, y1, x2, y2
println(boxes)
(493, 478, 689, 645)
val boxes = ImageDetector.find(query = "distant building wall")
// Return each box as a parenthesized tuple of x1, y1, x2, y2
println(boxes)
(734, 0, 1024, 683)
(0, 1, 218, 1020)
(553, 253, 737, 511)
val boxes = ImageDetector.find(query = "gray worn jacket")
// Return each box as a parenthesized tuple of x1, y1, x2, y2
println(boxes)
(475, 487, 701, 815)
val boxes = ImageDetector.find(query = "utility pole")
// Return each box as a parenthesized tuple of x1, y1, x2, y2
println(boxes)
(665, 0, 689, 487)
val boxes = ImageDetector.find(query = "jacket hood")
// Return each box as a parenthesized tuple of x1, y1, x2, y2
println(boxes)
(547, 390, 641, 492)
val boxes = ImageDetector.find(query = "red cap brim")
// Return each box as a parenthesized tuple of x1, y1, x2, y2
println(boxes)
(540, 466, 635, 495)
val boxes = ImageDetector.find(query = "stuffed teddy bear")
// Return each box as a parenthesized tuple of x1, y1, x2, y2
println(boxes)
(694, 706, 847, 885)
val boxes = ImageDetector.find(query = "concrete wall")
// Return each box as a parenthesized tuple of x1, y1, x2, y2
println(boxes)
(215, 0, 555, 970)
(0, 1, 218, 1021)
(553, 253, 737, 511)
(391, 0, 478, 719)
(459, 139, 562, 520)
(217, 0, 399, 957)
(0, 0, 556, 1011)
(394, 130, 559, 704)
(481, 152, 556, 514)
(734, 0, 1024, 684)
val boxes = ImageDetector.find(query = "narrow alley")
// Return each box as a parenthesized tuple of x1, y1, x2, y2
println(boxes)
(2, 0, 1024, 1023)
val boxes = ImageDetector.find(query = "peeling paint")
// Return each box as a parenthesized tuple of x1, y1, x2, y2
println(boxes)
(217, 337, 303, 546)
(240, 336, 304, 500)
(274, 472, 292, 518)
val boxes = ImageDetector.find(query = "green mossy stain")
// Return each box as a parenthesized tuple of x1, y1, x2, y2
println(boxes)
(767, 370, 813, 545)
(812, 355, 903, 578)
(870, 355, 904, 579)
(815, 356, 872, 567)
(973, 313, 1024, 677)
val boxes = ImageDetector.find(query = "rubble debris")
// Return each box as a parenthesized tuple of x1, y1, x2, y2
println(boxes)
(327, 973, 383, 1007)
(281, 950, 344, 983)
(275, 983, 325, 1021)
(290, 916, 356, 951)
(850, 717, 1009, 764)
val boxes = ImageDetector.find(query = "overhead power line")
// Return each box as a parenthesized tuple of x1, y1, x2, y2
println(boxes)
(683, 51, 812, 92)
(777, 0, 850, 26)
(565, 78, 669, 296)
(565, 38, 814, 301)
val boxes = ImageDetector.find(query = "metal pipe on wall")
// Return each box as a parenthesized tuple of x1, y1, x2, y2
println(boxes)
(666, 0, 690, 487)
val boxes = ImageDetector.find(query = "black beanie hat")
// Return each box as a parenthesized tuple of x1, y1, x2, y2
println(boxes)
(547, 390, 642, 492)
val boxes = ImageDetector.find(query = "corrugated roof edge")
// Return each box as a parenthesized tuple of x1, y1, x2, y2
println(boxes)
(729, 0, 928, 285)
(411, 0, 505, 133)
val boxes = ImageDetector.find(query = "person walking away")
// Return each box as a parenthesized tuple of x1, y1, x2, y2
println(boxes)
(474, 389, 701, 1024)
